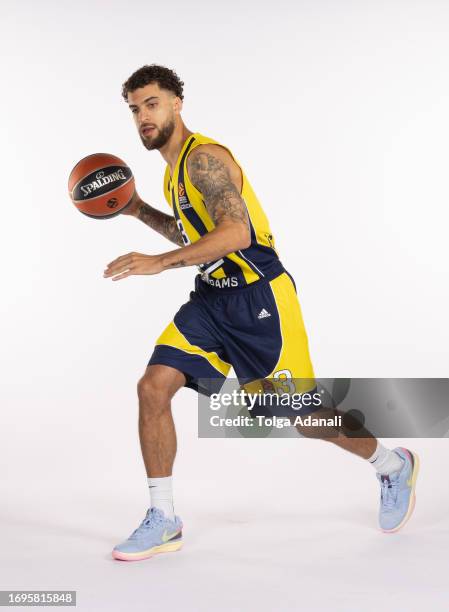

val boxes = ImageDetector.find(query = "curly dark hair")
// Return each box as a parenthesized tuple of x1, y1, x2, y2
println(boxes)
(121, 64, 184, 101)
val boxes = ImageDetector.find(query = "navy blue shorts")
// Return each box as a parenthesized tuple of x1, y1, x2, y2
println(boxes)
(148, 265, 315, 397)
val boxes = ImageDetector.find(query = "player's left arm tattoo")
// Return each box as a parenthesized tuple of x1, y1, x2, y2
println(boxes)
(167, 259, 187, 268)
(186, 150, 250, 234)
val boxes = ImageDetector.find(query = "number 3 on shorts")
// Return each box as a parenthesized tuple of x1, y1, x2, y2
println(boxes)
(273, 369, 295, 393)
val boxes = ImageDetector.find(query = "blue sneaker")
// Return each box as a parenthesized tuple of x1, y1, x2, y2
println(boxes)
(376, 447, 420, 533)
(112, 507, 183, 561)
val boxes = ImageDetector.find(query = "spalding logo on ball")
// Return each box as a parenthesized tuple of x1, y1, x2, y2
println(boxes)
(68, 153, 135, 218)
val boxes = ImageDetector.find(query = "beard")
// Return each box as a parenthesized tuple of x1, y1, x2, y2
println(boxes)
(140, 117, 176, 151)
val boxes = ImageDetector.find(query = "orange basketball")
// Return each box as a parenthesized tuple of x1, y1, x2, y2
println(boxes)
(68, 153, 135, 218)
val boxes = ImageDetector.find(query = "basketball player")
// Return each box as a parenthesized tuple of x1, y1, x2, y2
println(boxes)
(103, 65, 419, 561)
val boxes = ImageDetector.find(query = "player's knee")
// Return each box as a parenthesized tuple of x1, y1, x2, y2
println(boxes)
(137, 375, 171, 416)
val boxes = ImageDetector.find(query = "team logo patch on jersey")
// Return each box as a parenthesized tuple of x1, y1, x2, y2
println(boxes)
(177, 181, 192, 209)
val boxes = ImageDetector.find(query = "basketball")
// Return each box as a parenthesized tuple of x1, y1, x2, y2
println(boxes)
(68, 153, 135, 218)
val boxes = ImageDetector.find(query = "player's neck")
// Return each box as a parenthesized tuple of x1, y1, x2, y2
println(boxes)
(159, 122, 194, 174)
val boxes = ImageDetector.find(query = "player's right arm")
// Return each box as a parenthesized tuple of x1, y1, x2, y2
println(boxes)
(122, 191, 183, 246)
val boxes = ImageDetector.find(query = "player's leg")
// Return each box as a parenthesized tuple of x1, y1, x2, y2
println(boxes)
(113, 289, 230, 561)
(112, 364, 185, 562)
(269, 272, 420, 532)
(225, 270, 419, 532)
(138, 363, 186, 479)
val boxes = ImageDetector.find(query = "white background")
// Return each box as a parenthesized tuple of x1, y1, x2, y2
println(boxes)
(0, 1, 448, 610)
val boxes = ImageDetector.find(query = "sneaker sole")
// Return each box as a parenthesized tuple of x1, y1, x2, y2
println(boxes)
(112, 540, 183, 561)
(381, 448, 420, 534)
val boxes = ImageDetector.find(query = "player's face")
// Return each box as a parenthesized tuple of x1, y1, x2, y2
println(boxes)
(127, 83, 179, 151)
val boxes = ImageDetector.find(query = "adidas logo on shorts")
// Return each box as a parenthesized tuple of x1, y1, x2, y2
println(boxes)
(257, 308, 271, 319)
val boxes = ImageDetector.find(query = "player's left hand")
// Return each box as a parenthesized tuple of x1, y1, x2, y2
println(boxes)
(103, 252, 164, 281)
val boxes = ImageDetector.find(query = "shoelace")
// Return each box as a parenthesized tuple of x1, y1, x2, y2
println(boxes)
(129, 508, 166, 539)
(380, 475, 399, 510)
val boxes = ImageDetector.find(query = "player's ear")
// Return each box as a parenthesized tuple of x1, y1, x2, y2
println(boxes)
(173, 96, 183, 114)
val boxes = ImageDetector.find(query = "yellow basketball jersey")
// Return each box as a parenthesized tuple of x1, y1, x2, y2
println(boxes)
(163, 132, 282, 289)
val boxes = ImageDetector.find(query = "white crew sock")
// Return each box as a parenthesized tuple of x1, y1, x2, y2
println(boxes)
(147, 476, 175, 520)
(367, 441, 404, 475)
